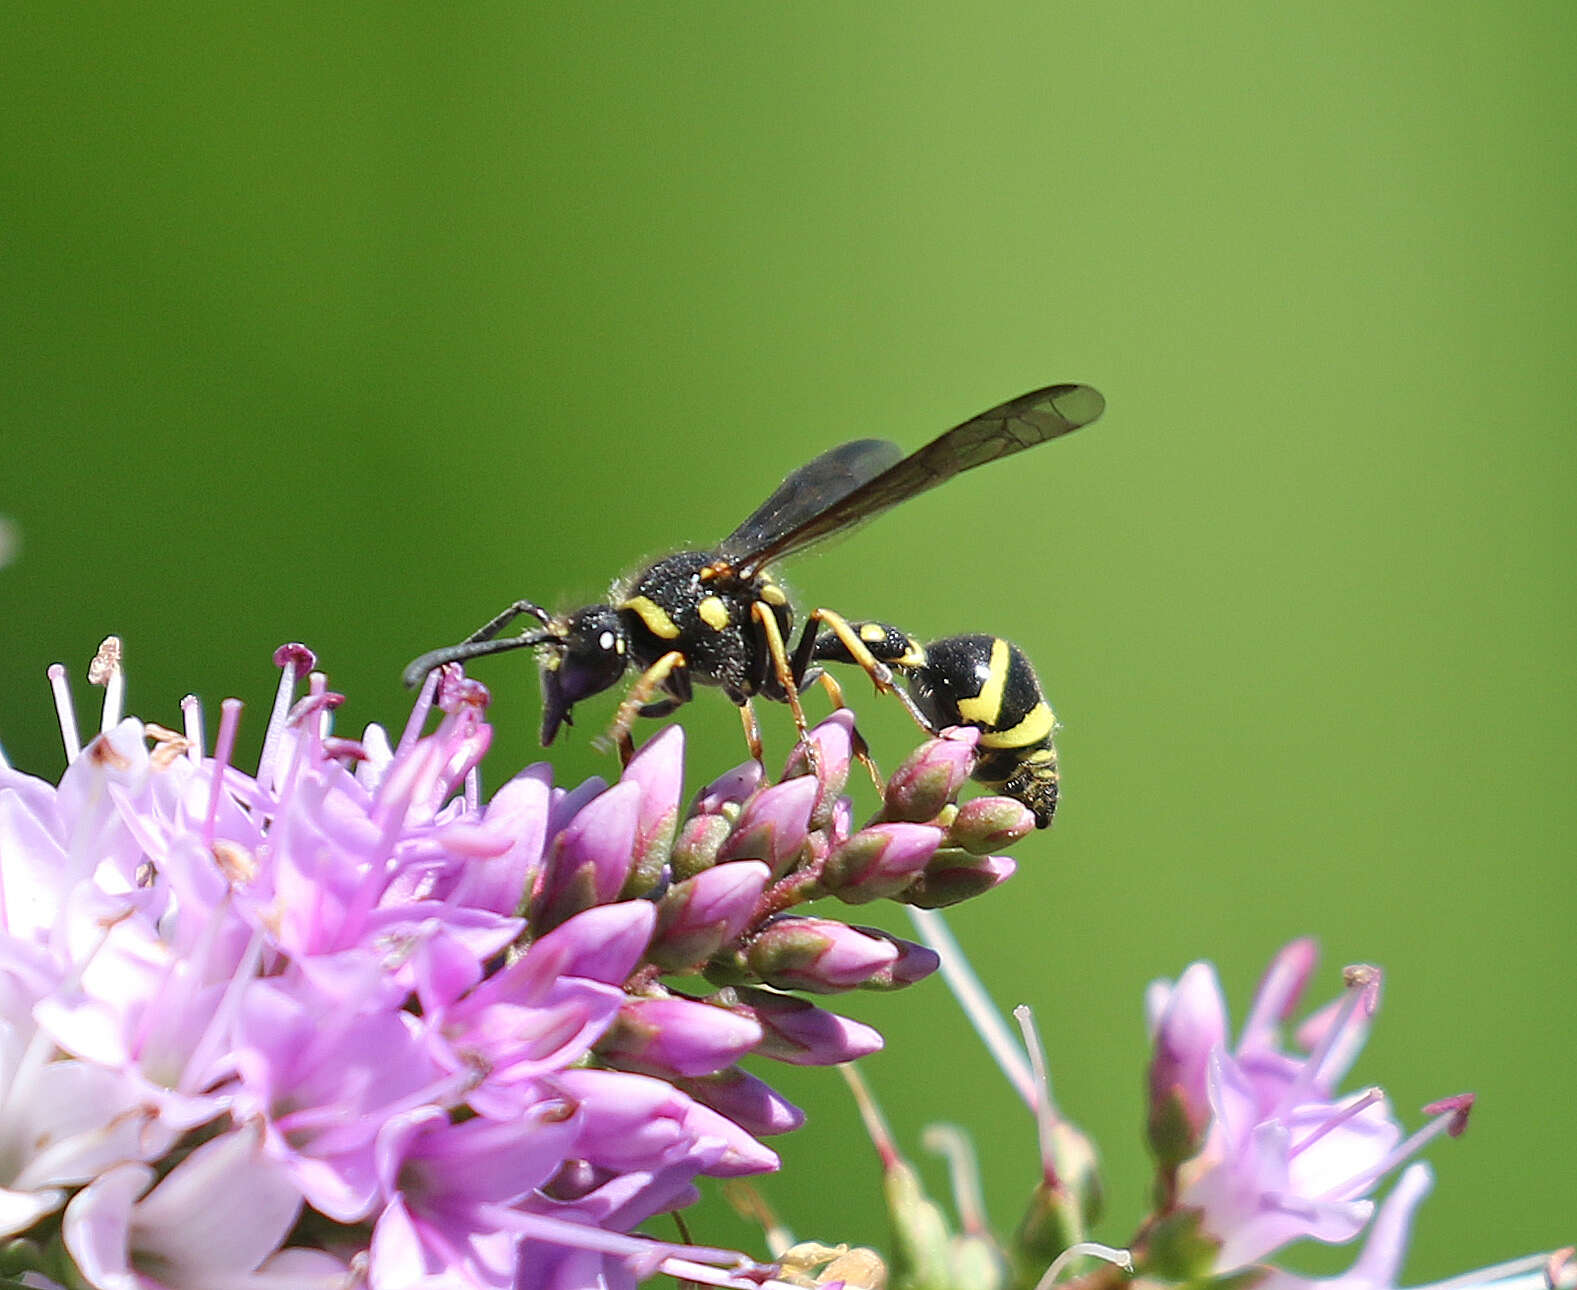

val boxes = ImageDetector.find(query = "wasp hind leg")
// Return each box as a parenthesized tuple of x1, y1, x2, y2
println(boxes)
(597, 651, 689, 765)
(736, 698, 764, 763)
(796, 664, 885, 792)
(790, 609, 938, 737)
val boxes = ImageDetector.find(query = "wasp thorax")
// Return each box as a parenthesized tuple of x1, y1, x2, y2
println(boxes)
(540, 605, 628, 744)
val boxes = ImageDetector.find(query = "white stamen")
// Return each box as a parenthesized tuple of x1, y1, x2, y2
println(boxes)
(1015, 1003, 1064, 1186)
(48, 662, 82, 763)
(204, 698, 243, 843)
(88, 635, 124, 732)
(922, 1124, 990, 1234)
(1289, 1086, 1386, 1158)
(1415, 1253, 1570, 1290)
(180, 694, 205, 763)
(1034, 1241, 1134, 1290)
(1287, 964, 1377, 1109)
(908, 906, 1036, 1106)
(257, 656, 302, 791)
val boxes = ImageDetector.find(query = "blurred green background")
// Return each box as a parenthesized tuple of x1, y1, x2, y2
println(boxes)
(3, 3, 1572, 1282)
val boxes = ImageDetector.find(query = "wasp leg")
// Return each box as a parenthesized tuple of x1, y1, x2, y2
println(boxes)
(800, 665, 884, 792)
(737, 698, 764, 763)
(638, 698, 682, 718)
(462, 599, 553, 645)
(751, 602, 824, 776)
(597, 651, 689, 760)
(791, 609, 938, 736)
(752, 602, 812, 741)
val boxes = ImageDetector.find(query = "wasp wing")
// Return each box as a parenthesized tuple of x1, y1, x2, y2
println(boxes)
(729, 383, 1104, 578)
(719, 438, 905, 563)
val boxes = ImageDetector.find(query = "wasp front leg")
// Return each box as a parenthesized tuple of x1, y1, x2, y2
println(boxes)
(597, 651, 690, 763)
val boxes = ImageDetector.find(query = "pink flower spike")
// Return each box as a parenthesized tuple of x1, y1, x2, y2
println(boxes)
(6, 642, 950, 1288)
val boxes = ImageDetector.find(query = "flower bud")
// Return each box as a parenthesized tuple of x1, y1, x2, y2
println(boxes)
(721, 987, 883, 1066)
(533, 780, 639, 934)
(745, 916, 898, 993)
(647, 860, 770, 972)
(619, 726, 685, 895)
(822, 822, 943, 904)
(883, 727, 978, 823)
(781, 710, 855, 830)
(596, 996, 763, 1078)
(946, 795, 1036, 854)
(898, 848, 1016, 908)
(844, 926, 939, 990)
(717, 776, 818, 877)
(671, 813, 734, 880)
(692, 760, 764, 818)
(673, 1066, 806, 1138)
(1144, 961, 1226, 1170)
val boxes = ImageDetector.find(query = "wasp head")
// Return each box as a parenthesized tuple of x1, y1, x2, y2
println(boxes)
(539, 604, 628, 745)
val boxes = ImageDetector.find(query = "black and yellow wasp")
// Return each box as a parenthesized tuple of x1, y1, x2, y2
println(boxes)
(403, 383, 1104, 825)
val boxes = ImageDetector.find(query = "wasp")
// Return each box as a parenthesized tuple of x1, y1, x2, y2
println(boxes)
(403, 383, 1103, 819)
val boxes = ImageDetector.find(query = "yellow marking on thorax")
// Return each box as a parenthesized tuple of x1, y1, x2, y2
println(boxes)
(758, 577, 788, 607)
(622, 595, 680, 640)
(978, 700, 1056, 749)
(897, 640, 927, 668)
(698, 595, 731, 631)
(956, 638, 1010, 725)
(859, 623, 887, 644)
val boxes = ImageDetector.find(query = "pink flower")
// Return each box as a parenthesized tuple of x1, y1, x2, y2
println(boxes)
(1146, 941, 1475, 1272)
(2, 639, 1019, 1288)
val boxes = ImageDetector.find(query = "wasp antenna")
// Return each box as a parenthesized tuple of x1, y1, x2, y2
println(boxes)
(402, 631, 559, 690)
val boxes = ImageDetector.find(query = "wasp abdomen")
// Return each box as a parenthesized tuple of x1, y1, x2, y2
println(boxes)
(814, 622, 1061, 827)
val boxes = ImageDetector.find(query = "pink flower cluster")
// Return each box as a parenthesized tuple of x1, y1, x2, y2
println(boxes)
(0, 642, 1034, 1290)
(1141, 941, 1543, 1289)
(823, 935, 1571, 1290)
